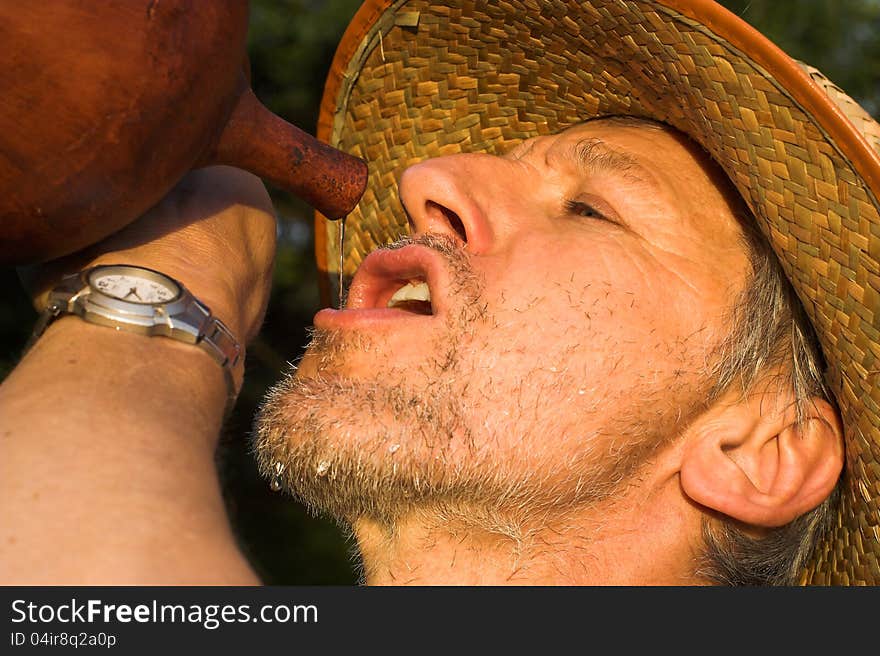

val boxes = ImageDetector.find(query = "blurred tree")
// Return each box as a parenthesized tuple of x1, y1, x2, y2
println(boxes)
(718, 0, 880, 115)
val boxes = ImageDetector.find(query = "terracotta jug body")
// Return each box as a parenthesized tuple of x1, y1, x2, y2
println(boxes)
(0, 0, 366, 265)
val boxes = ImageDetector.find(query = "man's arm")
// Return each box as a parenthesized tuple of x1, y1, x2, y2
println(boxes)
(0, 166, 277, 584)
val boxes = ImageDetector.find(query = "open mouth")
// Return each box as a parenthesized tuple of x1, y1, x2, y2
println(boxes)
(328, 244, 450, 323)
(313, 244, 448, 331)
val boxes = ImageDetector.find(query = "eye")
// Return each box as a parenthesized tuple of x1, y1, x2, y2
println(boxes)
(563, 199, 609, 222)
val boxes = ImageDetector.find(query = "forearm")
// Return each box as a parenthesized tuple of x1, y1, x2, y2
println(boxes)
(0, 317, 259, 584)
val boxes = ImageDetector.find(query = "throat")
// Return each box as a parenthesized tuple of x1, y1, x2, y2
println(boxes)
(352, 509, 591, 585)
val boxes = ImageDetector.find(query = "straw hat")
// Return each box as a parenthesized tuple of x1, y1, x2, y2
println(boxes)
(313, 0, 880, 584)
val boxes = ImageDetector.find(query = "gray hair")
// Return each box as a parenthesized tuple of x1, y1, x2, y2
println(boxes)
(697, 206, 840, 586)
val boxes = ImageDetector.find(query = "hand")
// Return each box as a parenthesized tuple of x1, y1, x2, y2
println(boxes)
(19, 165, 278, 345)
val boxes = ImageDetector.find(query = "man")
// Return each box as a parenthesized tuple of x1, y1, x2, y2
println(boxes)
(1, 0, 878, 585)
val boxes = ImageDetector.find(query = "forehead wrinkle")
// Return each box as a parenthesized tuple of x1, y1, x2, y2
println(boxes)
(504, 137, 539, 161)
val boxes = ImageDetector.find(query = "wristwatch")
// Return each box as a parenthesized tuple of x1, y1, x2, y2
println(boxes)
(28, 263, 241, 402)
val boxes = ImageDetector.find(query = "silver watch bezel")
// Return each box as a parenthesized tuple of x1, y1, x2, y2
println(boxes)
(86, 264, 183, 305)
(35, 264, 241, 370)
(66, 264, 206, 344)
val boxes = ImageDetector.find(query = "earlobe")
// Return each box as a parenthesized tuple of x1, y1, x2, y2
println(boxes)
(680, 395, 844, 528)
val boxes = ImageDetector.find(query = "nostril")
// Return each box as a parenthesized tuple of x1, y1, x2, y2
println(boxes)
(426, 200, 468, 243)
(403, 204, 417, 234)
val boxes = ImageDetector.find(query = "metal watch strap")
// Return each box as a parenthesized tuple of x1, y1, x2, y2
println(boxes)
(184, 297, 242, 371)
(175, 296, 242, 411)
(25, 272, 86, 351)
(199, 315, 241, 416)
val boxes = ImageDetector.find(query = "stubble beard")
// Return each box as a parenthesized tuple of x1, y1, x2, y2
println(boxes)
(252, 235, 711, 536)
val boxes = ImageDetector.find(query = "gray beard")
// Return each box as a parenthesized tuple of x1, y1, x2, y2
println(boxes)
(251, 235, 699, 533)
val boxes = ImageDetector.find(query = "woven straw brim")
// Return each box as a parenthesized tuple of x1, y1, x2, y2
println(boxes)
(315, 0, 880, 584)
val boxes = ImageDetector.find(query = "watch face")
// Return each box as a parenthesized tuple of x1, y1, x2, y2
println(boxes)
(88, 265, 181, 304)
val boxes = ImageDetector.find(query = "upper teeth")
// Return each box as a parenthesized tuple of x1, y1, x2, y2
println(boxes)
(388, 281, 431, 308)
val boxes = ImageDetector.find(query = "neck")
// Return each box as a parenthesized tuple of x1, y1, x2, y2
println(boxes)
(352, 478, 705, 585)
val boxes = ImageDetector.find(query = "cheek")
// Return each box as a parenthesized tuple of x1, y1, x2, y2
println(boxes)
(484, 237, 695, 337)
(470, 241, 722, 388)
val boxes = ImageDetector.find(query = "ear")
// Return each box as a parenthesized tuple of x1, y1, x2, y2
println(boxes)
(679, 386, 844, 528)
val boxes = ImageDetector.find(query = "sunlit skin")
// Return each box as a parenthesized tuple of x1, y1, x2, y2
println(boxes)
(260, 121, 758, 583)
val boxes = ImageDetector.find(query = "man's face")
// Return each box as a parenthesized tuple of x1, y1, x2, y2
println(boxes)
(255, 121, 752, 527)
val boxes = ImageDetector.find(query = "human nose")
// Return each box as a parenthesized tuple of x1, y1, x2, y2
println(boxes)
(397, 154, 496, 254)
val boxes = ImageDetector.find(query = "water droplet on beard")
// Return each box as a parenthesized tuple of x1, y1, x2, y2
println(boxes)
(269, 461, 285, 492)
(388, 443, 400, 454)
(578, 389, 586, 395)
(316, 460, 331, 477)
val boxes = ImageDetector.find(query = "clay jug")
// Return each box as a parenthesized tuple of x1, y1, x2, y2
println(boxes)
(0, 0, 367, 266)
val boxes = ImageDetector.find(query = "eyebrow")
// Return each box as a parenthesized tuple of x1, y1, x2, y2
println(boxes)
(563, 138, 659, 189)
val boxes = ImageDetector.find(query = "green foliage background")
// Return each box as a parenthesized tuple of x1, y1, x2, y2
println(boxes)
(0, 0, 877, 584)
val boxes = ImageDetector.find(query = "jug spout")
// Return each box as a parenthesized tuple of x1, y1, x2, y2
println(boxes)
(209, 87, 368, 219)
